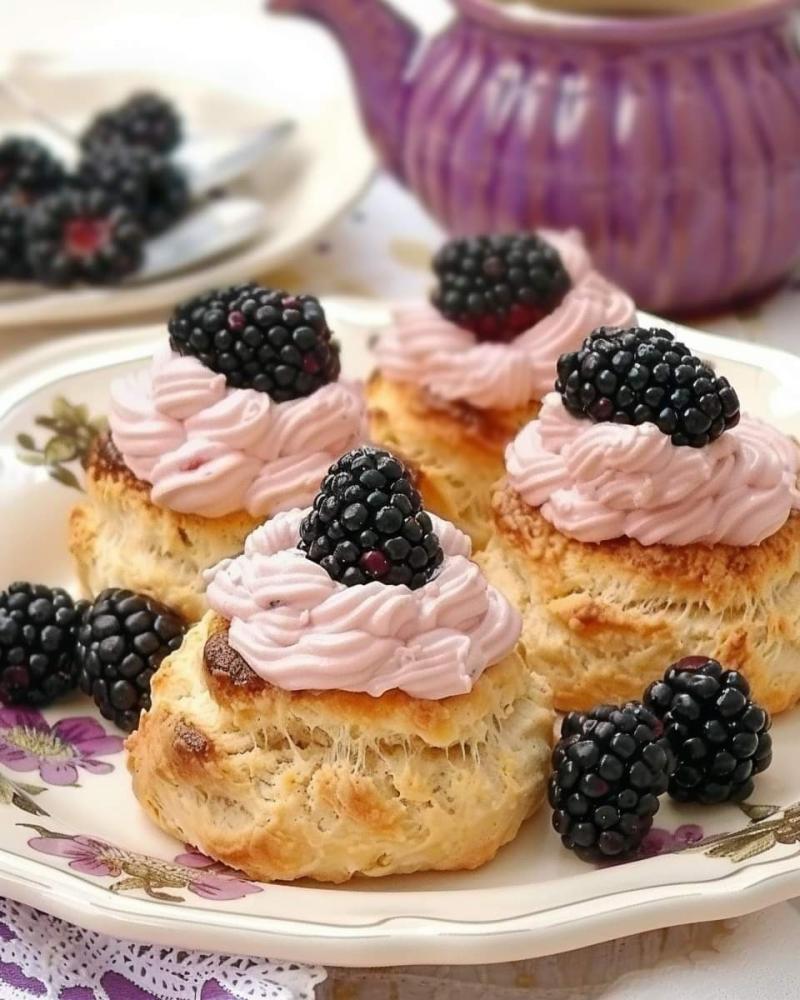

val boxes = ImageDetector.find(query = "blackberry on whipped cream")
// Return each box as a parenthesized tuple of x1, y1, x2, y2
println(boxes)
(556, 326, 740, 448)
(206, 507, 517, 699)
(168, 284, 340, 402)
(109, 284, 365, 521)
(431, 233, 572, 342)
(506, 393, 800, 547)
(375, 230, 635, 412)
(299, 447, 443, 589)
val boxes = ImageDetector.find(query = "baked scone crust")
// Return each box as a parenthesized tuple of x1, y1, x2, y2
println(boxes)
(127, 613, 554, 883)
(480, 484, 800, 715)
(69, 435, 259, 622)
(367, 373, 540, 549)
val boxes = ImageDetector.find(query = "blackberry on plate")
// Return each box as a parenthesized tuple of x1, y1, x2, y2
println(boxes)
(26, 187, 144, 286)
(299, 447, 444, 590)
(0, 197, 32, 279)
(549, 702, 675, 862)
(81, 92, 182, 155)
(556, 326, 741, 448)
(75, 588, 185, 733)
(644, 656, 772, 804)
(431, 233, 571, 342)
(168, 284, 340, 402)
(0, 583, 83, 707)
(76, 143, 189, 235)
(0, 137, 66, 202)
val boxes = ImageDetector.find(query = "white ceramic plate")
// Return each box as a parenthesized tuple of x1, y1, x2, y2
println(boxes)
(0, 54, 374, 329)
(0, 303, 799, 967)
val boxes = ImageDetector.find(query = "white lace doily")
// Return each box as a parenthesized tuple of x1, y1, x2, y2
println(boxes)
(0, 896, 326, 1000)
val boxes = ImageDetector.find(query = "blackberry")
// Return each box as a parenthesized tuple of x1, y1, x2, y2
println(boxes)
(644, 656, 772, 804)
(549, 702, 675, 862)
(81, 92, 182, 155)
(299, 447, 444, 590)
(556, 326, 741, 448)
(0, 198, 32, 279)
(431, 233, 571, 342)
(168, 284, 340, 401)
(0, 583, 83, 707)
(75, 588, 185, 733)
(75, 144, 189, 235)
(0, 137, 66, 203)
(26, 187, 144, 286)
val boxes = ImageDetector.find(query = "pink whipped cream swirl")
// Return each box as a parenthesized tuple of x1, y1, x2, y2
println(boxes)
(506, 393, 800, 547)
(205, 509, 521, 699)
(374, 230, 636, 410)
(109, 347, 366, 519)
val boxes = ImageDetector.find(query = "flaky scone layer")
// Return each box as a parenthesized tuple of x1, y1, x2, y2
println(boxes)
(367, 373, 540, 550)
(480, 484, 800, 715)
(69, 435, 259, 622)
(127, 613, 554, 884)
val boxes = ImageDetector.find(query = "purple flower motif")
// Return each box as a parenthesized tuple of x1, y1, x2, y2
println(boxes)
(0, 709, 123, 786)
(173, 847, 264, 901)
(24, 826, 262, 903)
(27, 833, 120, 877)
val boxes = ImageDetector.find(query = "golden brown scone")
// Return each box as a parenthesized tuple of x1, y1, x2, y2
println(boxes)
(127, 613, 554, 884)
(479, 484, 800, 715)
(367, 373, 540, 550)
(69, 435, 259, 622)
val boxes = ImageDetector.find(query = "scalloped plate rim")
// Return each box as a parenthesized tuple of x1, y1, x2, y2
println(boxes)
(0, 302, 799, 967)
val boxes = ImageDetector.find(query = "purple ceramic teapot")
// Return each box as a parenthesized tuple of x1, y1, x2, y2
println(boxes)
(270, 0, 800, 314)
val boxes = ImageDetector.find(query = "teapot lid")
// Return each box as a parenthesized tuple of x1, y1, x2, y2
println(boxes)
(457, 0, 796, 43)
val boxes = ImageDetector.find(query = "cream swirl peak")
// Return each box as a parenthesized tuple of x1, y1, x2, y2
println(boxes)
(206, 509, 521, 699)
(374, 230, 635, 411)
(507, 393, 800, 547)
(109, 346, 366, 519)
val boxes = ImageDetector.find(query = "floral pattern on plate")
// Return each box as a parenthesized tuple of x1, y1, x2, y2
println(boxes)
(21, 825, 263, 903)
(0, 709, 123, 786)
(694, 802, 800, 863)
(0, 772, 47, 817)
(16, 396, 106, 492)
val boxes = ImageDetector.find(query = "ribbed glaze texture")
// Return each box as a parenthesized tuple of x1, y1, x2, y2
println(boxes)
(271, 0, 800, 313)
(397, 11, 800, 312)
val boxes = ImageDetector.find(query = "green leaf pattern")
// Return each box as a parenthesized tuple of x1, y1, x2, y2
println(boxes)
(16, 396, 107, 493)
(0, 773, 48, 817)
(691, 801, 800, 863)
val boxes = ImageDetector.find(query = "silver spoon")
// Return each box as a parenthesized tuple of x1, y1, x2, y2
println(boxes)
(0, 196, 267, 301)
(133, 196, 266, 283)
(0, 78, 294, 194)
(176, 120, 295, 195)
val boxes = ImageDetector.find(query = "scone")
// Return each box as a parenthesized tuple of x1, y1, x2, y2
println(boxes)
(127, 447, 554, 883)
(368, 230, 635, 547)
(479, 325, 800, 715)
(70, 285, 366, 621)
